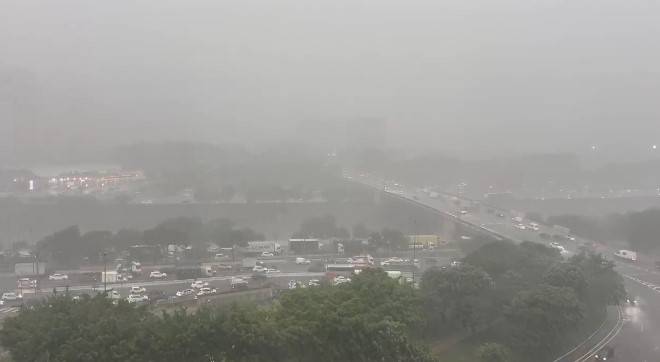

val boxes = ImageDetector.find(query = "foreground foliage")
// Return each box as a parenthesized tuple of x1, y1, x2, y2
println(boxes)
(0, 269, 433, 362)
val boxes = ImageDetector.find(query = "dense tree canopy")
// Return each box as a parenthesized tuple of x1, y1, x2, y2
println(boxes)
(0, 269, 432, 362)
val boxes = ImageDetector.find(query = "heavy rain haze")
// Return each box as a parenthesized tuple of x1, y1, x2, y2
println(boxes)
(5, 2, 660, 362)
(2, 0, 660, 166)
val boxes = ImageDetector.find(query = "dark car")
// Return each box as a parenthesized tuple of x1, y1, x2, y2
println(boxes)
(594, 346, 614, 361)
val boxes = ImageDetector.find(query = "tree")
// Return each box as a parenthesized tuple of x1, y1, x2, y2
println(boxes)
(295, 215, 349, 239)
(381, 228, 408, 250)
(421, 265, 493, 334)
(569, 251, 626, 307)
(37, 226, 82, 268)
(0, 271, 434, 362)
(476, 342, 512, 362)
(543, 263, 587, 297)
(505, 284, 583, 354)
(352, 223, 371, 239)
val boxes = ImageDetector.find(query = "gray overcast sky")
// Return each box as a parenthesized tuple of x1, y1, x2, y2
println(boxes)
(2, 0, 660, 163)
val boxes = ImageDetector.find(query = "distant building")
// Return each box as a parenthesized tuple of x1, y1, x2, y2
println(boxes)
(407, 235, 442, 248)
(242, 241, 281, 255)
(289, 238, 320, 254)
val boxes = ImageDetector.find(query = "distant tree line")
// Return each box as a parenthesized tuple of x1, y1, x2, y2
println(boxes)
(291, 216, 409, 252)
(36, 217, 265, 269)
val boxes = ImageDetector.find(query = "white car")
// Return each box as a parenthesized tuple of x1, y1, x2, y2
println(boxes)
(196, 287, 217, 296)
(48, 273, 68, 281)
(17, 278, 37, 288)
(265, 268, 280, 274)
(333, 276, 351, 286)
(130, 286, 146, 295)
(308, 279, 320, 287)
(214, 253, 225, 259)
(549, 242, 565, 251)
(191, 281, 209, 289)
(295, 257, 311, 265)
(176, 289, 195, 297)
(261, 252, 274, 257)
(252, 265, 267, 273)
(149, 271, 167, 279)
(106, 290, 121, 300)
(126, 294, 149, 303)
(1, 292, 22, 301)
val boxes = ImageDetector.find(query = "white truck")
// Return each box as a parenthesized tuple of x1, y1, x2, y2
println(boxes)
(614, 250, 637, 262)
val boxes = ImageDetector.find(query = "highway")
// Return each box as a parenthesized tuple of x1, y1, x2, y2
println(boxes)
(350, 173, 657, 362)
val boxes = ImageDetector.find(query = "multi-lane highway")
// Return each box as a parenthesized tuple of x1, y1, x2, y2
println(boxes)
(351, 173, 659, 361)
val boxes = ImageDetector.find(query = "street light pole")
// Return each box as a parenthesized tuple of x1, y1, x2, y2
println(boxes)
(103, 252, 107, 293)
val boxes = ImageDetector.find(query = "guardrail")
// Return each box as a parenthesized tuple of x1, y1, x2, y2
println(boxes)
(552, 306, 622, 362)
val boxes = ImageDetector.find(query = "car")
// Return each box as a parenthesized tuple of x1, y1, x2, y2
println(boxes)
(216, 264, 233, 270)
(496, 213, 505, 218)
(17, 278, 37, 288)
(126, 294, 149, 303)
(252, 265, 267, 273)
(594, 345, 614, 361)
(549, 242, 565, 251)
(196, 287, 217, 296)
(295, 257, 311, 265)
(191, 280, 209, 289)
(333, 276, 351, 285)
(231, 277, 248, 289)
(1, 292, 22, 301)
(513, 223, 527, 230)
(48, 273, 69, 281)
(130, 286, 146, 295)
(176, 289, 195, 297)
(459, 210, 468, 215)
(149, 271, 167, 279)
(265, 268, 280, 274)
(567, 235, 576, 241)
(118, 273, 133, 281)
(261, 252, 274, 257)
(147, 290, 167, 303)
(106, 290, 122, 300)
(308, 279, 321, 287)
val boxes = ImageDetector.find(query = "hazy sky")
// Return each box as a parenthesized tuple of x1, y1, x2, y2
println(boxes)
(2, 0, 660, 163)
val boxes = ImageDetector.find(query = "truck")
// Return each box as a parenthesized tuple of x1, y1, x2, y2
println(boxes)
(614, 250, 637, 262)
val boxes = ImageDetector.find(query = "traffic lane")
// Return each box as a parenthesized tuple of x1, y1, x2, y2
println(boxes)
(605, 279, 660, 362)
(54, 272, 325, 299)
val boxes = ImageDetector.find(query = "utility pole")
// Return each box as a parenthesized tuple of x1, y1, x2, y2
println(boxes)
(411, 218, 417, 287)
